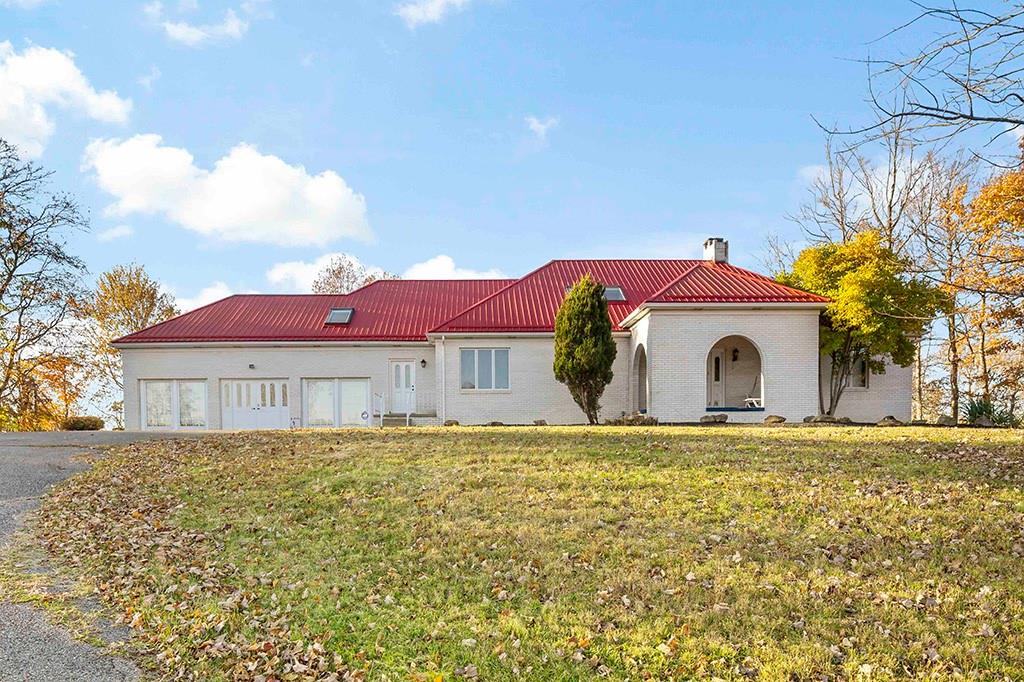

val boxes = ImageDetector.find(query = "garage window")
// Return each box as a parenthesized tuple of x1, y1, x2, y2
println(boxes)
(142, 380, 207, 429)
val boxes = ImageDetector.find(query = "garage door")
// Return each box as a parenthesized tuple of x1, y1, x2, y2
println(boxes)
(222, 379, 291, 430)
(303, 378, 371, 428)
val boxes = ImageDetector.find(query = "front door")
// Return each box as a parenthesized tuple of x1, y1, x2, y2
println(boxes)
(222, 379, 291, 430)
(389, 360, 416, 414)
(708, 349, 725, 407)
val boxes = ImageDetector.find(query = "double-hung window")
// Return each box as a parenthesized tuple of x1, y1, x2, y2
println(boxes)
(142, 380, 208, 429)
(848, 355, 869, 389)
(460, 348, 510, 390)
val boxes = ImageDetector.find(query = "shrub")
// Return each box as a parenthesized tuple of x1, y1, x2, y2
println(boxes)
(61, 415, 104, 431)
(554, 274, 617, 424)
(962, 397, 1017, 427)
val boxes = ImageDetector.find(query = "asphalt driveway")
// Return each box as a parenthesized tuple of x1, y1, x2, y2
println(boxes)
(0, 431, 204, 682)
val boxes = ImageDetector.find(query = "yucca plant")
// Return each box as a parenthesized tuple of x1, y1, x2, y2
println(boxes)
(962, 397, 1018, 428)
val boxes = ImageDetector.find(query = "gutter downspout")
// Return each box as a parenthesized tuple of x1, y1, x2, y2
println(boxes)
(439, 335, 446, 423)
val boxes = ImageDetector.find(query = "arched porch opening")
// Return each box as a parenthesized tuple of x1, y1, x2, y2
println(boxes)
(706, 335, 763, 410)
(633, 344, 648, 414)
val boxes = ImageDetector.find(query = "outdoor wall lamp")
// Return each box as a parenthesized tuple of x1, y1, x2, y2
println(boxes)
(731, 349, 739, 362)
(248, 363, 256, 369)
(420, 359, 427, 368)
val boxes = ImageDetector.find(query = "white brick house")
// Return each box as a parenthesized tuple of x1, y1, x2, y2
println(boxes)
(115, 239, 911, 430)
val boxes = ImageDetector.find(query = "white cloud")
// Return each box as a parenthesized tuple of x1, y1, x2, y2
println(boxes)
(404, 254, 505, 279)
(96, 224, 134, 241)
(1, 0, 49, 7)
(0, 41, 131, 158)
(525, 115, 558, 142)
(175, 281, 235, 312)
(137, 66, 161, 91)
(266, 252, 384, 292)
(145, 1, 268, 47)
(83, 134, 372, 247)
(395, 0, 472, 28)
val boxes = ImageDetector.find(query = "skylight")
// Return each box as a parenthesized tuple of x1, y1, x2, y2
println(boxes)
(325, 308, 354, 325)
(604, 286, 626, 301)
(562, 285, 628, 301)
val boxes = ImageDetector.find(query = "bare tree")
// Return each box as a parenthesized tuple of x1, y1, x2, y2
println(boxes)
(859, 3, 1024, 154)
(0, 140, 87, 416)
(311, 254, 398, 294)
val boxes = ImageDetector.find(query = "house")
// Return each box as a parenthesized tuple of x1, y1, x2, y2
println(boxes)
(114, 238, 911, 430)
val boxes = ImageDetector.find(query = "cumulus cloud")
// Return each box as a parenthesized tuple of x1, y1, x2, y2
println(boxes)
(395, 0, 472, 28)
(96, 224, 134, 241)
(175, 281, 236, 311)
(266, 252, 387, 292)
(0, 41, 131, 158)
(403, 254, 505, 279)
(83, 134, 372, 247)
(525, 115, 558, 142)
(145, 1, 269, 47)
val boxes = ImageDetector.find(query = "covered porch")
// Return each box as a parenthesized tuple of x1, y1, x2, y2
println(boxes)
(706, 335, 764, 412)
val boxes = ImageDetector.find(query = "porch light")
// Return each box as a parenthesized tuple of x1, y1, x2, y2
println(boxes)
(420, 359, 427, 368)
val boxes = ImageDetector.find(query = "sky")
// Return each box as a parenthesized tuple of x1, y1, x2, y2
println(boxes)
(1, 0, 938, 310)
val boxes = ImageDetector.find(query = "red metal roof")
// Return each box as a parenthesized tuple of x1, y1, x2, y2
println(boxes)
(430, 259, 828, 334)
(648, 262, 831, 304)
(115, 260, 828, 344)
(113, 279, 514, 344)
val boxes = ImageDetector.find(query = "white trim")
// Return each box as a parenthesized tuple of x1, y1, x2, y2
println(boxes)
(428, 331, 631, 340)
(620, 301, 827, 328)
(114, 340, 433, 349)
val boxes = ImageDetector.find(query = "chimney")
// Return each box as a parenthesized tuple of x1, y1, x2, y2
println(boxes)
(703, 237, 728, 264)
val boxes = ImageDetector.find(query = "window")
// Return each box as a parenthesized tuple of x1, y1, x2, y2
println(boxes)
(460, 348, 510, 390)
(325, 308, 354, 324)
(142, 380, 207, 429)
(849, 356, 869, 389)
(303, 379, 370, 427)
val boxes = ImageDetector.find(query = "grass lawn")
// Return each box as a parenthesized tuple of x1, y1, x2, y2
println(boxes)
(14, 426, 1024, 680)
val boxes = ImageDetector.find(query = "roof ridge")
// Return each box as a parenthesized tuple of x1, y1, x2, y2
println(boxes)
(643, 262, 703, 303)
(429, 260, 559, 333)
(711, 262, 829, 300)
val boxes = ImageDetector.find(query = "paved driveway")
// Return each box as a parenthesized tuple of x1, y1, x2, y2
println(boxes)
(0, 431, 205, 682)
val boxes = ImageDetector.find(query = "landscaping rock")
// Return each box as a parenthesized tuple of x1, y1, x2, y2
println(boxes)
(803, 415, 815, 423)
(443, 419, 460, 426)
(486, 421, 505, 427)
(935, 415, 957, 426)
(763, 414, 786, 424)
(877, 415, 903, 427)
(810, 414, 838, 424)
(533, 419, 547, 426)
(971, 415, 994, 427)
(700, 413, 728, 424)
(838, 416, 854, 424)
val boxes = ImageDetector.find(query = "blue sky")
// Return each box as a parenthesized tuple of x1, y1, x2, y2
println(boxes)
(1, 0, 929, 309)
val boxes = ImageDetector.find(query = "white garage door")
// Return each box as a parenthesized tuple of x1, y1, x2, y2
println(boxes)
(303, 378, 371, 428)
(222, 379, 291, 430)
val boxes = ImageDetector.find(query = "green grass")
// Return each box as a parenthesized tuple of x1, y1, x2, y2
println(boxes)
(23, 426, 1024, 679)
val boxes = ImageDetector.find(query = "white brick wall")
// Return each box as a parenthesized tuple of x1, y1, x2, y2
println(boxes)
(826, 359, 913, 423)
(437, 336, 632, 425)
(645, 309, 822, 423)
(121, 344, 435, 430)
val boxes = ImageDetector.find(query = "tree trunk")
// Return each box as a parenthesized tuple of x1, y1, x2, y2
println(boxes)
(947, 314, 960, 423)
(978, 295, 991, 402)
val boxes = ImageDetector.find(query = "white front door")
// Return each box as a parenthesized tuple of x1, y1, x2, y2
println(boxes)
(390, 360, 416, 414)
(222, 379, 291, 430)
(708, 349, 725, 407)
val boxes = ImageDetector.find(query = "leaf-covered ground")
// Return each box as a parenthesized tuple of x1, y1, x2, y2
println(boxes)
(17, 426, 1024, 680)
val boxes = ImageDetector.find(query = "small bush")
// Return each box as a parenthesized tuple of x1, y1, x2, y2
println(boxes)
(962, 397, 1017, 428)
(61, 415, 104, 431)
(604, 413, 658, 426)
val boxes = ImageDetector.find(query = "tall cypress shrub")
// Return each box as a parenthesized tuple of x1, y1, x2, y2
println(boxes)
(553, 274, 617, 424)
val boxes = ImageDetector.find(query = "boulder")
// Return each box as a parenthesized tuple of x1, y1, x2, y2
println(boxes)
(838, 416, 854, 424)
(876, 415, 904, 427)
(803, 415, 815, 423)
(533, 419, 548, 426)
(810, 414, 838, 424)
(935, 414, 957, 426)
(486, 421, 505, 427)
(700, 413, 728, 424)
(444, 419, 460, 426)
(763, 414, 786, 424)
(971, 415, 994, 427)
